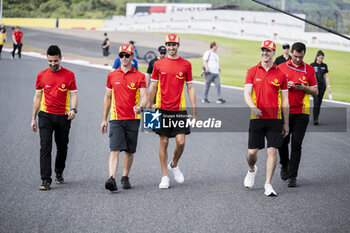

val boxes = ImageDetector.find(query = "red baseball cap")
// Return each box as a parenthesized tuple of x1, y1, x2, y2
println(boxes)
(119, 44, 134, 55)
(165, 34, 180, 44)
(261, 40, 276, 51)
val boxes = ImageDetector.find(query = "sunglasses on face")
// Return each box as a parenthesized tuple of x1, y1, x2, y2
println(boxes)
(119, 53, 131, 58)
(160, 52, 166, 55)
(261, 48, 272, 52)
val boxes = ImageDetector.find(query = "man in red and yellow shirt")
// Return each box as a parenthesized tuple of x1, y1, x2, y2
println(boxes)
(11, 26, 23, 59)
(31, 45, 78, 191)
(100, 44, 147, 192)
(278, 42, 318, 187)
(147, 34, 197, 189)
(244, 40, 289, 196)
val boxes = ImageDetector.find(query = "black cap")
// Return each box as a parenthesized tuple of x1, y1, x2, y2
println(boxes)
(282, 43, 290, 49)
(158, 46, 166, 53)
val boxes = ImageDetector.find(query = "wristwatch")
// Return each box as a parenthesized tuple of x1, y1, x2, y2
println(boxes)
(71, 108, 77, 114)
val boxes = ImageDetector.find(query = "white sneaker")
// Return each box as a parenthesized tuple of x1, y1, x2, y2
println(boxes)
(168, 162, 185, 183)
(264, 184, 277, 196)
(159, 176, 170, 189)
(244, 165, 257, 188)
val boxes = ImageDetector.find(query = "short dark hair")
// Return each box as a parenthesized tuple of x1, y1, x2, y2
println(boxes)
(291, 42, 306, 53)
(210, 42, 216, 49)
(47, 45, 61, 57)
(104, 32, 107, 36)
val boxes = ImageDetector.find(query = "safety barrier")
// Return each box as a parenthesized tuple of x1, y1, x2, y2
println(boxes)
(103, 10, 350, 52)
(2, 18, 56, 28)
(2, 18, 104, 30)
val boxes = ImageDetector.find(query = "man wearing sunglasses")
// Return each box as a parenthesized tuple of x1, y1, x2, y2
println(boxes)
(101, 44, 148, 192)
(146, 46, 167, 88)
(147, 34, 197, 189)
(112, 43, 138, 71)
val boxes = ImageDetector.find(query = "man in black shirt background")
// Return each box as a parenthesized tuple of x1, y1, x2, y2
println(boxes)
(274, 43, 291, 66)
(146, 45, 166, 87)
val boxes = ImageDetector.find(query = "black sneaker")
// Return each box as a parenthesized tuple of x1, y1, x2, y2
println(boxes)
(216, 99, 226, 104)
(105, 176, 118, 192)
(121, 176, 131, 189)
(280, 166, 288, 181)
(313, 120, 319, 125)
(55, 174, 64, 184)
(202, 99, 210, 103)
(39, 180, 51, 191)
(288, 177, 297, 188)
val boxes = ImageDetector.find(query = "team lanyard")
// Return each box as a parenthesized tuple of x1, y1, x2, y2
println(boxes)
(286, 63, 307, 74)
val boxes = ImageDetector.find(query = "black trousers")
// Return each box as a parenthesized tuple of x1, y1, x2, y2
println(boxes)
(12, 42, 22, 58)
(278, 114, 309, 178)
(313, 85, 326, 122)
(38, 111, 71, 182)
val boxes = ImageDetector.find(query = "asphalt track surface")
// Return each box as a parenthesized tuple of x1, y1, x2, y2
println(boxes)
(1, 52, 350, 233)
(6, 27, 198, 62)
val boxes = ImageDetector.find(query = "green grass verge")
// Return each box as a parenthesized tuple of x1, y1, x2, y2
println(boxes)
(180, 34, 350, 102)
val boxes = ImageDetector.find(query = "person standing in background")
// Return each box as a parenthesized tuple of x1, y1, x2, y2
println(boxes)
(146, 45, 167, 87)
(12, 26, 23, 59)
(0, 27, 5, 59)
(274, 43, 291, 66)
(0, 24, 6, 36)
(202, 42, 226, 104)
(310, 50, 332, 125)
(102, 33, 110, 66)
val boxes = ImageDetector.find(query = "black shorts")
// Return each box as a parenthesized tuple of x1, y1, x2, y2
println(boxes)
(248, 119, 283, 150)
(154, 109, 191, 138)
(103, 48, 109, 56)
(109, 120, 140, 153)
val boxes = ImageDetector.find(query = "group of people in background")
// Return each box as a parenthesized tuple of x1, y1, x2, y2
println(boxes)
(0, 24, 23, 60)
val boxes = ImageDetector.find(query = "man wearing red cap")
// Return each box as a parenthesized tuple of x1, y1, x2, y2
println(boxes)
(100, 44, 148, 192)
(243, 40, 289, 196)
(277, 42, 318, 188)
(147, 34, 197, 189)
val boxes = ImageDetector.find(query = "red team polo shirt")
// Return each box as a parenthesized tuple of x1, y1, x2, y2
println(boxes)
(106, 66, 146, 120)
(13, 31, 23, 43)
(151, 57, 193, 111)
(245, 62, 288, 119)
(36, 67, 78, 115)
(278, 60, 317, 115)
